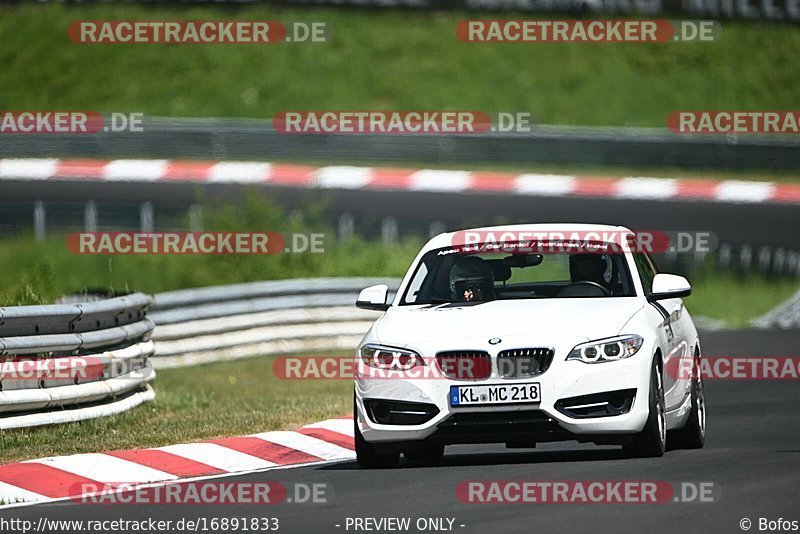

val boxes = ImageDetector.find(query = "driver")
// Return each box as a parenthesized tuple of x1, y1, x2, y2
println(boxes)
(569, 253, 610, 289)
(448, 256, 495, 302)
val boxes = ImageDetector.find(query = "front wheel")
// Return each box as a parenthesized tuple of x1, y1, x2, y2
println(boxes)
(669, 352, 706, 449)
(354, 396, 400, 469)
(623, 358, 666, 458)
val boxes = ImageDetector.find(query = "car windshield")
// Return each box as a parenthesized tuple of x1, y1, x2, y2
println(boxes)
(401, 243, 636, 304)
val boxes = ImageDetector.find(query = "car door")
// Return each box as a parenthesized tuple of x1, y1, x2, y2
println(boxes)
(633, 253, 689, 411)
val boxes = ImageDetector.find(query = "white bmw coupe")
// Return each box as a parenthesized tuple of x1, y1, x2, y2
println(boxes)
(353, 224, 705, 468)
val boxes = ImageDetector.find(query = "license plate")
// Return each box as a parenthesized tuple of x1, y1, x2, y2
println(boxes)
(449, 382, 540, 407)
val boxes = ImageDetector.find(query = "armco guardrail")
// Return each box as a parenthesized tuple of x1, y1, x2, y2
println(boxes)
(0, 293, 156, 429)
(1, 117, 799, 170)
(150, 277, 400, 368)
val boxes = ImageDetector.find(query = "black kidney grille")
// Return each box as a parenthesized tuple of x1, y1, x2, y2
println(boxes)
(497, 348, 555, 378)
(436, 351, 492, 380)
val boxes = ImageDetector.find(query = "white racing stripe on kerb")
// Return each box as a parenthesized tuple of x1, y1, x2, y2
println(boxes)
(27, 453, 176, 484)
(514, 174, 576, 196)
(303, 418, 355, 437)
(250, 431, 355, 461)
(315, 166, 373, 189)
(156, 443, 276, 472)
(103, 159, 169, 182)
(0, 481, 48, 503)
(409, 170, 471, 192)
(0, 158, 58, 180)
(615, 177, 679, 199)
(715, 181, 775, 203)
(209, 162, 271, 183)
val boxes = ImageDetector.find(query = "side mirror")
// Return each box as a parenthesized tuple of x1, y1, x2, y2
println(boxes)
(356, 284, 390, 311)
(648, 273, 691, 302)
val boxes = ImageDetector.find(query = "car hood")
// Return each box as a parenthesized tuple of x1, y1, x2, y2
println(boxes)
(374, 298, 644, 346)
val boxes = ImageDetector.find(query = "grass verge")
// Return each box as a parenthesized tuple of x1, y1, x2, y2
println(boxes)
(0, 354, 353, 464)
(0, 192, 423, 306)
(685, 272, 798, 328)
(1, 4, 799, 128)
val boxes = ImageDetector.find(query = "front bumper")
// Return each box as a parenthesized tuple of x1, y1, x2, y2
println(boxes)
(355, 337, 653, 446)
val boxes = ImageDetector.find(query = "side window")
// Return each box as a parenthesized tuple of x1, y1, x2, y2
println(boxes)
(403, 262, 428, 303)
(633, 254, 656, 295)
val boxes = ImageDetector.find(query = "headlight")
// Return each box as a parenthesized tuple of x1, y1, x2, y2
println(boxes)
(359, 344, 424, 371)
(567, 335, 644, 364)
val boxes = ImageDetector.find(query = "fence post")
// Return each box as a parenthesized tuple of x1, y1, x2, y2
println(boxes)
(188, 203, 203, 232)
(719, 243, 732, 269)
(33, 201, 46, 242)
(789, 252, 800, 276)
(774, 248, 786, 275)
(84, 200, 98, 232)
(381, 217, 399, 245)
(338, 213, 355, 242)
(140, 202, 154, 233)
(757, 246, 771, 274)
(429, 220, 446, 238)
(740, 245, 752, 271)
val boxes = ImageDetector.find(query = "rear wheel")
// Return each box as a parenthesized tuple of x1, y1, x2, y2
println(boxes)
(669, 352, 706, 449)
(623, 358, 666, 458)
(354, 396, 400, 469)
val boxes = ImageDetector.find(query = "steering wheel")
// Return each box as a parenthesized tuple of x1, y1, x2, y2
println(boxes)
(557, 281, 611, 297)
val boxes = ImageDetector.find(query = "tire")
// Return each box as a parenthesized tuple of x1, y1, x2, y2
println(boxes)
(623, 358, 666, 458)
(404, 444, 445, 463)
(354, 396, 400, 469)
(669, 352, 706, 450)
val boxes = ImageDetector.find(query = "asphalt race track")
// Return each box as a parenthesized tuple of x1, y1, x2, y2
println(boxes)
(4, 328, 799, 534)
(2, 180, 798, 248)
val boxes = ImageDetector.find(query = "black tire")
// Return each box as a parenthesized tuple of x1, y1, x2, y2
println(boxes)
(354, 396, 400, 469)
(623, 358, 666, 458)
(669, 351, 706, 450)
(404, 444, 445, 463)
